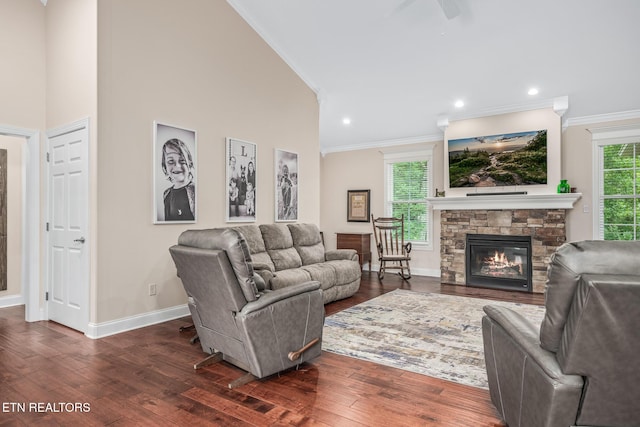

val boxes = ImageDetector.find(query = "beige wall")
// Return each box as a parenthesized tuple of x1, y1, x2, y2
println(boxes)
(0, 0, 45, 307)
(0, 0, 46, 129)
(45, 0, 97, 129)
(0, 136, 23, 298)
(320, 141, 444, 276)
(96, 0, 319, 322)
(563, 117, 640, 242)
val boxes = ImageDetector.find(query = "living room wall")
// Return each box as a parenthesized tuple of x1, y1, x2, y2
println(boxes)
(0, 0, 46, 309)
(563, 116, 640, 241)
(320, 141, 444, 277)
(320, 111, 640, 277)
(96, 0, 319, 324)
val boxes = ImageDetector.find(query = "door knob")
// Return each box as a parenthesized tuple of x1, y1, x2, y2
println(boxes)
(74, 237, 86, 244)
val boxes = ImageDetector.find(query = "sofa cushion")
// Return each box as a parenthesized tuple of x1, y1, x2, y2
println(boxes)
(268, 248, 303, 271)
(301, 263, 337, 290)
(232, 225, 266, 254)
(326, 259, 362, 284)
(259, 224, 302, 271)
(233, 225, 275, 272)
(288, 224, 326, 265)
(269, 268, 312, 291)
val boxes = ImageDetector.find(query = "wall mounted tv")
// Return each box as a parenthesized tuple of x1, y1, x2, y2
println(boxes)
(448, 129, 547, 188)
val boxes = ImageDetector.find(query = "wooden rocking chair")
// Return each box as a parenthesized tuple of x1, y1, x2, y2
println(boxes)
(371, 214, 412, 280)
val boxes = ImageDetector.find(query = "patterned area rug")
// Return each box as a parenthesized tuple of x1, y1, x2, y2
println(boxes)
(322, 289, 546, 389)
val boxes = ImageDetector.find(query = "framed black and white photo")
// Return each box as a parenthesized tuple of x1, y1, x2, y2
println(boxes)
(275, 149, 298, 222)
(153, 121, 197, 224)
(226, 137, 257, 222)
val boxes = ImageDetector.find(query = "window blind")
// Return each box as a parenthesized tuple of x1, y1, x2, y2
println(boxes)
(383, 151, 431, 244)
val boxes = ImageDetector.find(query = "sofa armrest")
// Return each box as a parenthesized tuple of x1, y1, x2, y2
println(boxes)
(251, 262, 275, 289)
(252, 262, 274, 273)
(482, 305, 583, 427)
(484, 305, 579, 382)
(325, 249, 358, 262)
(241, 281, 321, 315)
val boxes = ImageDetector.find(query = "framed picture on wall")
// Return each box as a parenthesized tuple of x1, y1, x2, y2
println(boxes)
(153, 121, 197, 224)
(275, 149, 298, 222)
(226, 137, 257, 222)
(347, 189, 370, 222)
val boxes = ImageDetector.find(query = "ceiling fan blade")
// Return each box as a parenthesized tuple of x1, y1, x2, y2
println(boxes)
(436, 0, 460, 20)
(392, 0, 419, 15)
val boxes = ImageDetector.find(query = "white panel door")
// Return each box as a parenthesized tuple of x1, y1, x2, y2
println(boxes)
(47, 122, 89, 333)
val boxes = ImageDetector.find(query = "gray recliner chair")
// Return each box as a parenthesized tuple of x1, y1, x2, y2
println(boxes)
(170, 228, 325, 388)
(482, 240, 640, 427)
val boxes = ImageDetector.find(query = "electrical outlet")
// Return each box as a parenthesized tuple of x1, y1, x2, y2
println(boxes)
(583, 204, 590, 213)
(149, 283, 157, 296)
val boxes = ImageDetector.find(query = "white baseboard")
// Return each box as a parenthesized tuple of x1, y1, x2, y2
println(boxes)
(0, 294, 25, 308)
(86, 304, 190, 339)
(367, 263, 440, 278)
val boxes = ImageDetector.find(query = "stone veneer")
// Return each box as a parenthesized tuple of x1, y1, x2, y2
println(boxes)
(440, 209, 567, 293)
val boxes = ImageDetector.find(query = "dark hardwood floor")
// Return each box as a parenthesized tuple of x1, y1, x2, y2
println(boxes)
(0, 273, 543, 426)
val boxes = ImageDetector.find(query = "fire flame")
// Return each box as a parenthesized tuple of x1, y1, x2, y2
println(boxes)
(483, 250, 523, 275)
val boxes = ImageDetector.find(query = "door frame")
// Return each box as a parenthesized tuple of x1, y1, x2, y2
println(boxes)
(45, 118, 91, 330)
(0, 124, 41, 322)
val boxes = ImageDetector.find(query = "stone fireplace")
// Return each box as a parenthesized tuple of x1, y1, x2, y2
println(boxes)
(428, 193, 581, 294)
(440, 208, 566, 293)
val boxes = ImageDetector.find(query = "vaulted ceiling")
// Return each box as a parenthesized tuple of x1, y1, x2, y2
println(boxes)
(227, 0, 640, 152)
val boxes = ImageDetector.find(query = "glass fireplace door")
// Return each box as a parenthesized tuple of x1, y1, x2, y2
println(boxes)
(466, 234, 532, 292)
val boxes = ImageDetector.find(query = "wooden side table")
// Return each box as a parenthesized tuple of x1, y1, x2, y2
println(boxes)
(336, 232, 372, 272)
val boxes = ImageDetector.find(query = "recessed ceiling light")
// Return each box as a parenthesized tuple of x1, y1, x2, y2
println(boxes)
(454, 100, 464, 108)
(342, 117, 351, 125)
(528, 88, 539, 96)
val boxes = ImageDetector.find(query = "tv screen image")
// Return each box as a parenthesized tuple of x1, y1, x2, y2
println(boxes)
(447, 129, 547, 188)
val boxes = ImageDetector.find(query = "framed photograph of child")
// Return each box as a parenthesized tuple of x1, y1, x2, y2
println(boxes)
(275, 149, 298, 222)
(226, 137, 257, 222)
(153, 121, 197, 224)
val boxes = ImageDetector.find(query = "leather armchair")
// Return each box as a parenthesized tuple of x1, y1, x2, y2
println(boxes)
(482, 240, 640, 427)
(170, 228, 324, 388)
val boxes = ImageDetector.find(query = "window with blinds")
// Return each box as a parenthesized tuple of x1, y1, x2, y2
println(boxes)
(383, 150, 432, 246)
(597, 138, 639, 241)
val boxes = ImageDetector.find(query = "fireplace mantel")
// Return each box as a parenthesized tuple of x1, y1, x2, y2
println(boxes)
(427, 193, 581, 210)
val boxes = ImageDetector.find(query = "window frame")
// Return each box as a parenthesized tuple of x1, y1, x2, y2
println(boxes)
(592, 125, 640, 240)
(383, 148, 433, 250)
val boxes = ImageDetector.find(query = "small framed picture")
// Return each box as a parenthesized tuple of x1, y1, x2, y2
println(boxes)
(347, 189, 370, 222)
(226, 137, 257, 222)
(153, 121, 197, 224)
(275, 149, 298, 222)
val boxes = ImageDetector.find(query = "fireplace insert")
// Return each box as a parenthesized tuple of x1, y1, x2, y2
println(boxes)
(465, 234, 532, 292)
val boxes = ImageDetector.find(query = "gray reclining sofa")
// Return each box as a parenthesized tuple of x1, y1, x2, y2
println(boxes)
(232, 223, 362, 304)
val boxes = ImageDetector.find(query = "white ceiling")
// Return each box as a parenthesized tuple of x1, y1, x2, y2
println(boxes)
(227, 0, 640, 153)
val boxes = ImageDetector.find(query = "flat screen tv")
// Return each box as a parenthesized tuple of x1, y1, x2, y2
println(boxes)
(448, 129, 547, 188)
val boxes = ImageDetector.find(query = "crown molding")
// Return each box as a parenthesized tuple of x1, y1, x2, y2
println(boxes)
(321, 134, 442, 155)
(565, 109, 640, 128)
(226, 0, 319, 97)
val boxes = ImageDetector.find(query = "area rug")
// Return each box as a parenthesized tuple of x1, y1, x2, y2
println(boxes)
(322, 289, 546, 389)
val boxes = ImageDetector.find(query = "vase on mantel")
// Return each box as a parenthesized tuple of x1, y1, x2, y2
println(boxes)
(557, 179, 570, 194)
